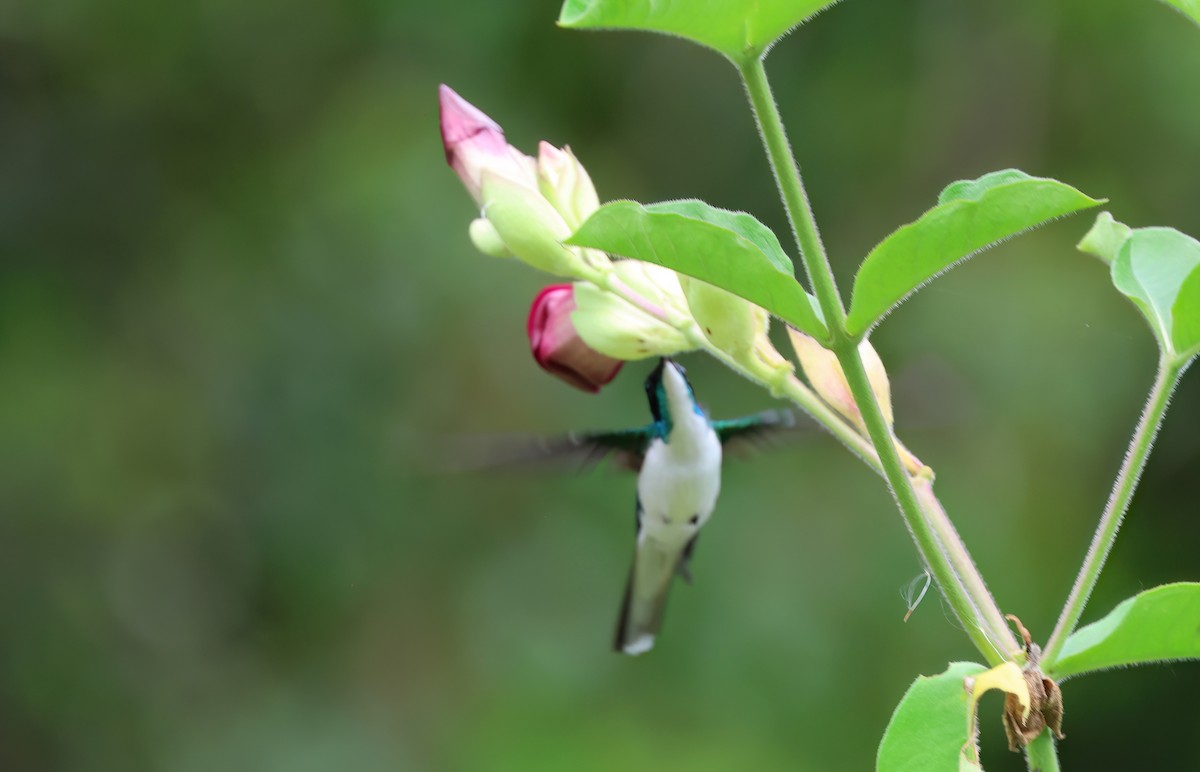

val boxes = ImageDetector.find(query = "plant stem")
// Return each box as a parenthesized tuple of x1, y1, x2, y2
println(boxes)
(737, 54, 1016, 662)
(837, 344, 1009, 662)
(1042, 360, 1182, 667)
(1025, 733, 1061, 772)
(1025, 732, 1061, 772)
(912, 476, 1016, 661)
(738, 58, 842, 332)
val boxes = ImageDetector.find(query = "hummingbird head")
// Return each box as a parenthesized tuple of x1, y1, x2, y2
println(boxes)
(645, 359, 704, 436)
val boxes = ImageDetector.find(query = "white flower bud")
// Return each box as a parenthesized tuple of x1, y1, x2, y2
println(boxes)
(537, 142, 600, 230)
(570, 261, 696, 360)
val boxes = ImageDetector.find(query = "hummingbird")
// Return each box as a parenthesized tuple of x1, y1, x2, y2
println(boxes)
(615, 357, 727, 655)
(541, 359, 795, 655)
(442, 358, 798, 655)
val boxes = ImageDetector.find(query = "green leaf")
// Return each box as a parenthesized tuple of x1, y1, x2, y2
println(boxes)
(845, 170, 1103, 337)
(1077, 211, 1132, 265)
(567, 199, 828, 339)
(1048, 583, 1200, 681)
(649, 200, 793, 273)
(877, 662, 986, 772)
(1107, 227, 1200, 360)
(1172, 264, 1200, 356)
(557, 0, 842, 62)
(936, 169, 1033, 205)
(1158, 0, 1200, 27)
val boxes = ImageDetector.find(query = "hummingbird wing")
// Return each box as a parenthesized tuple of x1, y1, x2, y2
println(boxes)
(562, 426, 658, 471)
(614, 531, 693, 656)
(434, 425, 658, 473)
(711, 408, 803, 457)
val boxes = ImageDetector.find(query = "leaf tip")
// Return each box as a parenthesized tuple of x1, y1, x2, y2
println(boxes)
(557, 0, 593, 27)
(1076, 211, 1131, 265)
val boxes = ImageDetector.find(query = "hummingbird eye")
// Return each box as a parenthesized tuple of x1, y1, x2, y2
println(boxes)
(688, 514, 700, 526)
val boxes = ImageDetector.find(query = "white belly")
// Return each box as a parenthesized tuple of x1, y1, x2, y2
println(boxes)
(637, 431, 722, 542)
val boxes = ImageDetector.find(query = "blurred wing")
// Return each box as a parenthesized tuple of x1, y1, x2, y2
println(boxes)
(437, 425, 656, 473)
(712, 409, 806, 458)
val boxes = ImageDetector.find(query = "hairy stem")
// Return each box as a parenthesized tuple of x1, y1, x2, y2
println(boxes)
(837, 344, 1009, 662)
(913, 478, 1016, 661)
(738, 58, 841, 333)
(1025, 731, 1061, 772)
(1042, 360, 1182, 667)
(737, 54, 1016, 661)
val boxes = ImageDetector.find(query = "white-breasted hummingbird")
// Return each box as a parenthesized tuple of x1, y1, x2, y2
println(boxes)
(549, 359, 794, 655)
(445, 358, 797, 655)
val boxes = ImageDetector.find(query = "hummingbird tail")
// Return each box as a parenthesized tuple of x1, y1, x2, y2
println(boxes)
(613, 541, 682, 656)
(613, 570, 665, 655)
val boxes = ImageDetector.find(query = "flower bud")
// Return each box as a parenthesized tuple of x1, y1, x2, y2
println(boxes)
(537, 142, 600, 230)
(441, 85, 607, 279)
(480, 172, 585, 277)
(788, 329, 893, 430)
(468, 217, 511, 258)
(571, 261, 696, 360)
(439, 84, 536, 205)
(527, 284, 623, 392)
(679, 275, 765, 361)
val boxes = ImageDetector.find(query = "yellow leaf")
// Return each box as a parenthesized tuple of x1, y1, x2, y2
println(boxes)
(970, 662, 1031, 720)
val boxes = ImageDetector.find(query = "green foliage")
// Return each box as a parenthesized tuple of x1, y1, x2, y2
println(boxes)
(567, 199, 828, 338)
(11, 0, 1200, 766)
(1077, 212, 1133, 265)
(1090, 222, 1200, 362)
(1172, 266, 1200, 355)
(876, 662, 986, 772)
(1158, 0, 1200, 27)
(845, 170, 1103, 338)
(1048, 583, 1200, 681)
(557, 0, 842, 62)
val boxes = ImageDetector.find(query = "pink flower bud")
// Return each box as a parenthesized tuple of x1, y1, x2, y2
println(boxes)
(439, 84, 536, 204)
(527, 284, 624, 393)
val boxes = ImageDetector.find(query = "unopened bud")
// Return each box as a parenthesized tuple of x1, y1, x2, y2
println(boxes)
(679, 275, 766, 361)
(527, 284, 623, 392)
(468, 217, 511, 258)
(480, 172, 586, 277)
(788, 329, 893, 430)
(537, 142, 600, 230)
(571, 261, 696, 360)
(442, 85, 608, 279)
(439, 85, 536, 204)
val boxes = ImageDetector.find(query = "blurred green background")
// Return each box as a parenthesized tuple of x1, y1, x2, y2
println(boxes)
(2, 0, 1199, 769)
